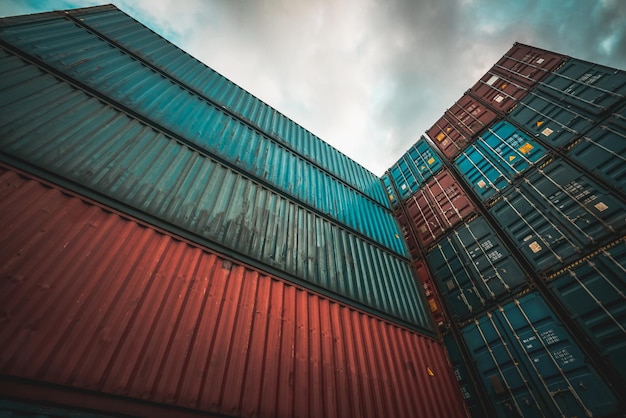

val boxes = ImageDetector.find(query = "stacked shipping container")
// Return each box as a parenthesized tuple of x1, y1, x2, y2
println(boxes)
(0, 5, 468, 418)
(385, 43, 626, 417)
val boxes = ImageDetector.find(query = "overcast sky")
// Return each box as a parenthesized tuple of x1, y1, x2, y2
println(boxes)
(2, 0, 625, 176)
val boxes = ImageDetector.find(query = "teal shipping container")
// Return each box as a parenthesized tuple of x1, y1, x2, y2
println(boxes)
(0, 5, 393, 241)
(0, 48, 431, 331)
(462, 291, 620, 418)
(426, 216, 527, 320)
(489, 158, 626, 274)
(389, 137, 443, 201)
(546, 239, 626, 384)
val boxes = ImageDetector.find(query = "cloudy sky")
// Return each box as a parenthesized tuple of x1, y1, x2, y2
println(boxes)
(2, 0, 625, 176)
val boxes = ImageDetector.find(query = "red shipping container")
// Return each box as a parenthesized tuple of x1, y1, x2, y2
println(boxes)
(0, 166, 468, 418)
(395, 209, 421, 261)
(470, 43, 566, 113)
(405, 169, 475, 249)
(414, 260, 448, 330)
(427, 95, 499, 160)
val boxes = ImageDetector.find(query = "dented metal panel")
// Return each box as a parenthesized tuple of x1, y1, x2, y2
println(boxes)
(547, 239, 626, 383)
(455, 120, 548, 202)
(427, 95, 499, 160)
(405, 169, 475, 249)
(567, 104, 626, 193)
(0, 51, 429, 329)
(389, 137, 443, 201)
(0, 166, 468, 418)
(470, 44, 565, 113)
(461, 291, 620, 418)
(426, 217, 527, 320)
(0, 7, 389, 210)
(489, 158, 626, 273)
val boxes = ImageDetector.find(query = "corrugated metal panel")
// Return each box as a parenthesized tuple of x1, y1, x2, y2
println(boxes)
(395, 209, 421, 261)
(0, 7, 394, 222)
(405, 169, 475, 249)
(489, 158, 626, 274)
(414, 260, 448, 330)
(381, 172, 398, 208)
(425, 217, 528, 320)
(567, 103, 626, 192)
(470, 44, 565, 114)
(0, 51, 429, 329)
(74, 6, 388, 206)
(546, 239, 626, 383)
(0, 166, 468, 418)
(427, 94, 498, 160)
(454, 120, 548, 202)
(509, 59, 626, 149)
(389, 137, 443, 201)
(461, 291, 620, 418)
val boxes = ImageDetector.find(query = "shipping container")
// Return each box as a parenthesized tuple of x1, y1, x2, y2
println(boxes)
(546, 239, 626, 383)
(461, 291, 620, 418)
(426, 216, 528, 320)
(489, 158, 626, 273)
(566, 103, 626, 193)
(404, 169, 475, 249)
(381, 171, 399, 208)
(470, 43, 565, 113)
(71, 5, 389, 205)
(454, 120, 548, 202)
(0, 7, 389, 210)
(442, 333, 488, 418)
(414, 259, 448, 329)
(0, 399, 117, 418)
(426, 94, 499, 160)
(389, 137, 444, 201)
(0, 166, 468, 418)
(509, 58, 626, 149)
(0, 52, 430, 329)
(395, 209, 421, 261)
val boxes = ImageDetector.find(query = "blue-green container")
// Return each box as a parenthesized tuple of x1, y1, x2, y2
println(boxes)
(489, 158, 626, 273)
(426, 216, 527, 320)
(547, 239, 626, 383)
(389, 137, 443, 201)
(0, 48, 432, 331)
(454, 120, 547, 202)
(381, 172, 399, 208)
(462, 291, 620, 418)
(509, 58, 626, 149)
(0, 5, 390, 217)
(567, 103, 626, 193)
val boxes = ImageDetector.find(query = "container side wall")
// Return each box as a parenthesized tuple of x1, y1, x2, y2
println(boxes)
(0, 166, 468, 418)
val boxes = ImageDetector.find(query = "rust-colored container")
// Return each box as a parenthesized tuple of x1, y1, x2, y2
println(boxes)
(404, 169, 475, 250)
(0, 166, 468, 418)
(395, 209, 421, 261)
(413, 260, 448, 330)
(470, 43, 566, 113)
(427, 95, 498, 160)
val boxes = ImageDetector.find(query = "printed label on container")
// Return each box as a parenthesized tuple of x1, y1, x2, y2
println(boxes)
(529, 241, 542, 253)
(541, 127, 554, 136)
(427, 157, 436, 165)
(477, 179, 487, 189)
(486, 75, 499, 86)
(519, 142, 534, 154)
(494, 94, 504, 103)
(536, 58, 545, 64)
(594, 202, 608, 212)
(436, 132, 446, 141)
(401, 184, 407, 190)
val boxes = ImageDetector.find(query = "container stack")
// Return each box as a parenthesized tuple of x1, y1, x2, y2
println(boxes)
(0, 5, 469, 418)
(384, 43, 626, 417)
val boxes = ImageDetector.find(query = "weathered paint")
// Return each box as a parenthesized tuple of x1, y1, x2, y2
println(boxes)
(489, 158, 626, 274)
(0, 166, 468, 418)
(470, 43, 565, 113)
(0, 20, 397, 249)
(427, 95, 499, 160)
(414, 260, 448, 330)
(546, 239, 626, 384)
(389, 137, 444, 201)
(426, 217, 528, 320)
(404, 169, 475, 250)
(0, 49, 430, 329)
(461, 291, 620, 418)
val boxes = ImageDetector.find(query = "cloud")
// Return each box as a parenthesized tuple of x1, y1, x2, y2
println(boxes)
(1, 0, 624, 176)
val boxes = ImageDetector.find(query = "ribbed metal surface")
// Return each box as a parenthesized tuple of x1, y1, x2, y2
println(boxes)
(547, 239, 626, 383)
(389, 137, 443, 201)
(0, 166, 468, 418)
(454, 120, 548, 202)
(0, 50, 429, 329)
(426, 216, 528, 320)
(427, 94, 498, 160)
(489, 158, 626, 274)
(0, 6, 388, 210)
(461, 291, 619, 418)
(414, 260, 447, 329)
